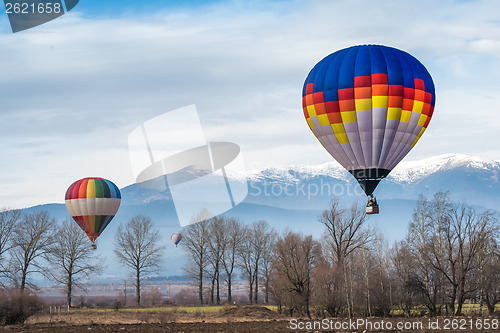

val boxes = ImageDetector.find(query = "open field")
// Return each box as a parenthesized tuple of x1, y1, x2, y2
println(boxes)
(0, 306, 498, 332)
(72, 305, 234, 313)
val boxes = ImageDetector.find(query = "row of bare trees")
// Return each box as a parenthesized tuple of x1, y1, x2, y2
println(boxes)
(182, 211, 277, 306)
(0, 210, 101, 308)
(394, 192, 499, 316)
(0, 210, 165, 308)
(182, 192, 499, 317)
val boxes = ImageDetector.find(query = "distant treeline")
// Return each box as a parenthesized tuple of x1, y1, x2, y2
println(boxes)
(144, 275, 189, 282)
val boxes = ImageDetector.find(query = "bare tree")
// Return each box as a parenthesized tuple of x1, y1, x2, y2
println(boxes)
(261, 229, 277, 304)
(370, 236, 392, 316)
(444, 205, 495, 315)
(311, 261, 344, 317)
(251, 221, 273, 304)
(11, 211, 56, 291)
(272, 231, 321, 318)
(114, 215, 164, 306)
(221, 217, 242, 304)
(238, 225, 256, 304)
(182, 212, 210, 305)
(238, 220, 273, 304)
(206, 217, 225, 305)
(45, 219, 102, 307)
(390, 241, 417, 317)
(405, 196, 443, 316)
(482, 239, 500, 314)
(0, 209, 21, 283)
(320, 201, 371, 317)
(408, 193, 499, 315)
(320, 201, 371, 263)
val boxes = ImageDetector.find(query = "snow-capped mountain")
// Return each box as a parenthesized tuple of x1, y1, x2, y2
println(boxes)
(236, 153, 500, 210)
(390, 154, 500, 183)
(379, 154, 500, 208)
(247, 162, 351, 184)
(245, 153, 499, 186)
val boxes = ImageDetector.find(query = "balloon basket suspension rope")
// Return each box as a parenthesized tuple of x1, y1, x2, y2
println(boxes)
(366, 194, 379, 215)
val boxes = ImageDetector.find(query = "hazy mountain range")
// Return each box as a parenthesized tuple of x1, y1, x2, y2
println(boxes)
(24, 154, 500, 280)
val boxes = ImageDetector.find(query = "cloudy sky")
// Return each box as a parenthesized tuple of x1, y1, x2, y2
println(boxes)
(0, 0, 499, 208)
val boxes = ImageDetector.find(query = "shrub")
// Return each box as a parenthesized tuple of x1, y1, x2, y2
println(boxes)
(172, 288, 198, 305)
(137, 311, 154, 323)
(0, 289, 44, 325)
(111, 299, 122, 311)
(158, 310, 177, 324)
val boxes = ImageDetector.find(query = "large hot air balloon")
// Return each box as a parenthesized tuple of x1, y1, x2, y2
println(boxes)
(170, 233, 182, 247)
(302, 45, 435, 213)
(65, 177, 121, 249)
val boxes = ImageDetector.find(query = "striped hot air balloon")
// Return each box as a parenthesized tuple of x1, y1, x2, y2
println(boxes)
(170, 233, 182, 247)
(302, 45, 436, 213)
(65, 177, 121, 249)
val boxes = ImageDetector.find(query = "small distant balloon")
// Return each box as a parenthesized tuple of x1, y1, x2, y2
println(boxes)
(65, 177, 121, 249)
(170, 233, 182, 247)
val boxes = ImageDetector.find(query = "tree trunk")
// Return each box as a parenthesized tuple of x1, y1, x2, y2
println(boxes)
(455, 285, 466, 316)
(136, 270, 141, 306)
(305, 279, 311, 319)
(389, 279, 393, 316)
(210, 275, 215, 305)
(265, 275, 269, 303)
(227, 275, 232, 304)
(198, 267, 203, 305)
(248, 274, 253, 304)
(455, 280, 466, 316)
(216, 269, 220, 305)
(362, 249, 371, 316)
(456, 300, 464, 316)
(254, 263, 259, 304)
(349, 261, 354, 315)
(479, 257, 484, 316)
(67, 274, 72, 308)
(449, 285, 457, 315)
(342, 260, 351, 318)
(20, 267, 27, 291)
(486, 301, 495, 315)
(124, 281, 127, 307)
(305, 292, 311, 319)
(479, 289, 483, 316)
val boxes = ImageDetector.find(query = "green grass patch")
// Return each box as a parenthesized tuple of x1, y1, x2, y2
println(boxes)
(263, 305, 278, 311)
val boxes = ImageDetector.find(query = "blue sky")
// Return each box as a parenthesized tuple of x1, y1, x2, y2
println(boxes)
(0, 0, 500, 207)
(73, 0, 226, 16)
